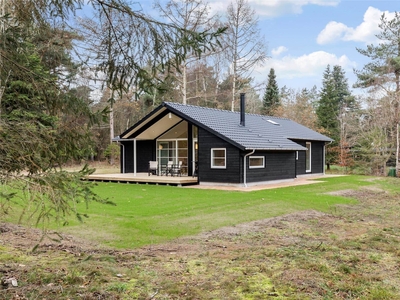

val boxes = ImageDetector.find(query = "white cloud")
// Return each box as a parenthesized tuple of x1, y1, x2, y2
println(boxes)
(317, 6, 395, 45)
(209, 0, 339, 18)
(255, 51, 356, 82)
(316, 21, 349, 44)
(271, 46, 288, 56)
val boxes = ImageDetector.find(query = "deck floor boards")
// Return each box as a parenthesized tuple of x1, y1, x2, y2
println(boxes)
(85, 173, 198, 186)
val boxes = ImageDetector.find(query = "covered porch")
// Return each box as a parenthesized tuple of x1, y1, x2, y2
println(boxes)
(115, 108, 199, 178)
(85, 172, 198, 186)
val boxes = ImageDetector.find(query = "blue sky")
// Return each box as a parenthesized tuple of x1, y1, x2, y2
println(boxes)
(146, 0, 399, 94)
(233, 0, 398, 93)
(79, 0, 399, 95)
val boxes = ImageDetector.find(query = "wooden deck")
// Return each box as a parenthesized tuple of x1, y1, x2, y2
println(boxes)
(85, 172, 198, 186)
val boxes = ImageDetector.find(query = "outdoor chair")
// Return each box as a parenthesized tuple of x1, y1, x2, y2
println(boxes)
(148, 161, 158, 176)
(169, 161, 183, 177)
(161, 161, 173, 176)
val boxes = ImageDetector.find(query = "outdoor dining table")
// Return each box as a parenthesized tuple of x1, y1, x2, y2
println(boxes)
(160, 163, 185, 176)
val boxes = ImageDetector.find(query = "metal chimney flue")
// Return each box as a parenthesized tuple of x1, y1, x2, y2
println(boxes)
(240, 93, 245, 126)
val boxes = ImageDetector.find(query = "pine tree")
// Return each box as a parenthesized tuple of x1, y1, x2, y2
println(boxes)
(316, 65, 355, 168)
(262, 68, 280, 115)
(354, 12, 400, 173)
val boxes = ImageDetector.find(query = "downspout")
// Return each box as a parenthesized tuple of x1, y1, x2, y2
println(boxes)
(112, 137, 136, 175)
(243, 149, 255, 188)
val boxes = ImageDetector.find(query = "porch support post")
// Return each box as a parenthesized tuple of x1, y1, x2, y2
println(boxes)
(323, 143, 326, 175)
(188, 124, 193, 176)
(121, 143, 125, 173)
(133, 139, 137, 176)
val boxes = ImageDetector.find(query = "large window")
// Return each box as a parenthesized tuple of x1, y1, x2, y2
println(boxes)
(157, 139, 188, 170)
(156, 122, 189, 171)
(249, 156, 265, 169)
(211, 148, 226, 168)
(306, 142, 311, 172)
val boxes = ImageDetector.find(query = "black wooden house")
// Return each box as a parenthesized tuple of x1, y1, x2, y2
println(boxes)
(114, 98, 332, 186)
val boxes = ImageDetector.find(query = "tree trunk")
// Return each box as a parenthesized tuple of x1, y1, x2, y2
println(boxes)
(231, 73, 236, 112)
(182, 64, 187, 105)
(152, 87, 157, 107)
(109, 104, 114, 165)
(0, 0, 4, 122)
(397, 123, 399, 176)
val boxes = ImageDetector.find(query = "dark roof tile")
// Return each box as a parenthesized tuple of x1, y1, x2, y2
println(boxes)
(164, 102, 332, 151)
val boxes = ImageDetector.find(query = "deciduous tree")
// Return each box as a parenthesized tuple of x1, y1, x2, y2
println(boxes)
(224, 0, 267, 111)
(278, 86, 319, 131)
(154, 0, 220, 105)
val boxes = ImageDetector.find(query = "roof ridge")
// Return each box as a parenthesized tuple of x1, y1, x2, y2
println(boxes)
(164, 101, 228, 114)
(163, 101, 291, 120)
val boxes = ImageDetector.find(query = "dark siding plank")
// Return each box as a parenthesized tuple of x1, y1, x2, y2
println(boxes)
(295, 140, 306, 175)
(198, 128, 241, 183)
(122, 142, 134, 173)
(311, 141, 324, 174)
(291, 140, 325, 175)
(121, 140, 155, 173)
(136, 140, 156, 172)
(246, 151, 296, 183)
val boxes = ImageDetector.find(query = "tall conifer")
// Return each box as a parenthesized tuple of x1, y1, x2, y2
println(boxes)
(262, 68, 280, 115)
(355, 12, 400, 173)
(316, 65, 354, 168)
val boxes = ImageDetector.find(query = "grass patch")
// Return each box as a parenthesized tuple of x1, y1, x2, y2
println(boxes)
(54, 176, 365, 248)
(3, 175, 372, 249)
(2, 175, 400, 299)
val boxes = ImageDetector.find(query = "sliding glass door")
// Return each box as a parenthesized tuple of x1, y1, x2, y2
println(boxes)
(157, 140, 188, 173)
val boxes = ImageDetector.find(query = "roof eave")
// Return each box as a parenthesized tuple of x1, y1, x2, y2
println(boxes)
(245, 147, 307, 151)
(120, 105, 167, 139)
(287, 136, 333, 142)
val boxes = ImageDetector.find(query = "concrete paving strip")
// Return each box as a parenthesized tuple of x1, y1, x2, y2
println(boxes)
(183, 174, 345, 192)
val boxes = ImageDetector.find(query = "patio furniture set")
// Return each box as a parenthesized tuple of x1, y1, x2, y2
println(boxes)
(148, 161, 183, 177)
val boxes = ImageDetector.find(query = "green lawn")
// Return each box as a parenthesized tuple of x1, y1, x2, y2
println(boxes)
(45, 175, 373, 249)
(3, 175, 400, 299)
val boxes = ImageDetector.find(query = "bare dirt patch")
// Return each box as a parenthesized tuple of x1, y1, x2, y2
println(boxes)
(1, 186, 400, 299)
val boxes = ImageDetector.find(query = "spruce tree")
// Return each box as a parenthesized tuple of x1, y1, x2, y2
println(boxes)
(316, 65, 355, 168)
(262, 68, 280, 115)
(0, 0, 224, 227)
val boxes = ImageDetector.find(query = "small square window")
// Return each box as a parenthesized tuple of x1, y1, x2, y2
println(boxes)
(211, 148, 226, 168)
(249, 156, 265, 169)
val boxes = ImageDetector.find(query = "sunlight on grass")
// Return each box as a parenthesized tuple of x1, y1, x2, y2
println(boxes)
(51, 176, 372, 248)
(3, 175, 400, 299)
(3, 175, 387, 248)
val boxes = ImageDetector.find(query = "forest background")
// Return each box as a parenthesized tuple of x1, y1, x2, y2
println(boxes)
(1, 0, 400, 225)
